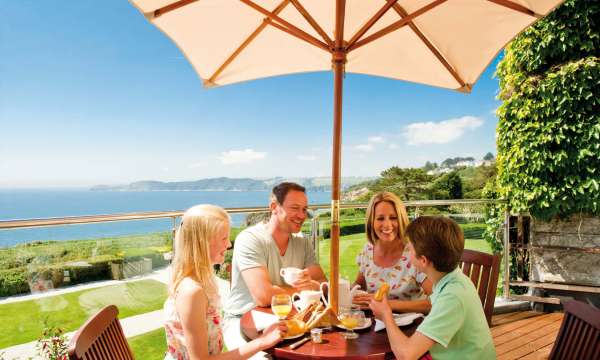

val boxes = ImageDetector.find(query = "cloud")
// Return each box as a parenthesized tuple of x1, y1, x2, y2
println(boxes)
(354, 144, 374, 152)
(368, 136, 385, 143)
(297, 155, 317, 161)
(189, 162, 206, 169)
(218, 149, 266, 165)
(403, 116, 483, 145)
(388, 143, 398, 149)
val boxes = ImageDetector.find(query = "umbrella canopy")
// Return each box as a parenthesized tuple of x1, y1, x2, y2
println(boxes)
(129, 0, 564, 312)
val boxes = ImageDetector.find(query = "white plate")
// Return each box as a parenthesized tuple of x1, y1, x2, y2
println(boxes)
(335, 317, 372, 331)
(393, 313, 423, 326)
(283, 332, 305, 340)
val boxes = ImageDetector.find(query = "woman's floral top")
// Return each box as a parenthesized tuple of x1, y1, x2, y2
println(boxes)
(164, 286, 223, 359)
(356, 243, 427, 300)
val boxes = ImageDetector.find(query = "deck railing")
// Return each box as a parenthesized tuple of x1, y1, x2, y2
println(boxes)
(1, 199, 511, 295)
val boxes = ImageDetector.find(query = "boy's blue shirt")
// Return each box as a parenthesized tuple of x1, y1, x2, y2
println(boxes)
(416, 267, 496, 360)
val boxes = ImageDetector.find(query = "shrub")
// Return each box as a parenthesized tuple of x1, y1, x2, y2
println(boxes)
(0, 268, 29, 297)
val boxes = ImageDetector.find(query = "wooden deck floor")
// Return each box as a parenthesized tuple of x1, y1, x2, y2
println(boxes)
(491, 310, 564, 360)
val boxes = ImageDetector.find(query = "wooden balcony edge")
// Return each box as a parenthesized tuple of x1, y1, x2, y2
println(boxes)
(510, 281, 600, 294)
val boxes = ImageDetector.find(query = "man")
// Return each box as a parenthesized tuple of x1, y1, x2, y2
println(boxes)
(223, 182, 327, 355)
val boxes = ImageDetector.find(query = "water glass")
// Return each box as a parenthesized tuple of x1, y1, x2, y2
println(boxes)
(338, 307, 365, 340)
(271, 294, 292, 320)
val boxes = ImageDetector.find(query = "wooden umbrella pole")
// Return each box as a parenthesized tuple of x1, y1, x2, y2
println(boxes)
(330, 0, 346, 316)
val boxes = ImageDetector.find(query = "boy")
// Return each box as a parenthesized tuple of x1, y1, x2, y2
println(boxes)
(370, 216, 496, 360)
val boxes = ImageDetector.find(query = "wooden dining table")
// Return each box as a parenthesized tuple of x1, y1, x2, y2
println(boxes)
(240, 306, 423, 360)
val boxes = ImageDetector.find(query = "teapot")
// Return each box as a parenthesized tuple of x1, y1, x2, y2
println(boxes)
(320, 278, 361, 308)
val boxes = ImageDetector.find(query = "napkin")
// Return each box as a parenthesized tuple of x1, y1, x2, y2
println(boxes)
(250, 310, 279, 331)
(374, 312, 424, 332)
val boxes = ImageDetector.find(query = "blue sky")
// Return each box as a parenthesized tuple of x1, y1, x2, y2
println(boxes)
(1, 1, 501, 188)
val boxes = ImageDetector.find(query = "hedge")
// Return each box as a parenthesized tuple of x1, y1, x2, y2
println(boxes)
(0, 251, 170, 297)
(0, 268, 30, 297)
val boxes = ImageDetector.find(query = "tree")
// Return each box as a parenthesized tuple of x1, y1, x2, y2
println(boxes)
(423, 161, 436, 171)
(483, 152, 495, 161)
(495, 0, 599, 221)
(429, 171, 463, 199)
(371, 167, 432, 201)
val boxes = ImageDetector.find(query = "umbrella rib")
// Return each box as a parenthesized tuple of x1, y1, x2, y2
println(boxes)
(152, 0, 198, 18)
(487, 0, 543, 18)
(347, 0, 447, 52)
(207, 0, 291, 85)
(390, 3, 468, 91)
(239, 0, 330, 52)
(289, 0, 333, 48)
(346, 0, 399, 50)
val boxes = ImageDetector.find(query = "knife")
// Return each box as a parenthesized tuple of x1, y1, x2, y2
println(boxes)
(289, 336, 310, 350)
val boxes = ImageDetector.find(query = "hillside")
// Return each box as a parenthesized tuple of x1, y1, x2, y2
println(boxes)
(91, 176, 374, 192)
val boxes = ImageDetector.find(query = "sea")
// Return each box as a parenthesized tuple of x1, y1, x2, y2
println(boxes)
(0, 189, 332, 248)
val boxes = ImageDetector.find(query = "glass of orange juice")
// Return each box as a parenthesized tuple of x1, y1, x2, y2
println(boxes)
(338, 307, 364, 339)
(271, 294, 292, 320)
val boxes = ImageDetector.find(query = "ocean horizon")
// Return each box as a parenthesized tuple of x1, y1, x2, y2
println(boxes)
(0, 189, 332, 248)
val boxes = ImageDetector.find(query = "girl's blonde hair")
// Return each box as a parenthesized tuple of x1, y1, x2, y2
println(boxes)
(365, 192, 410, 245)
(170, 204, 230, 296)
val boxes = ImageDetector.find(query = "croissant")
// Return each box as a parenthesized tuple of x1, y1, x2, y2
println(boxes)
(374, 283, 390, 301)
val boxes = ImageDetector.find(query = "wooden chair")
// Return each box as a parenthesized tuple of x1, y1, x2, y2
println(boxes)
(459, 249, 501, 326)
(68, 305, 135, 360)
(549, 300, 600, 360)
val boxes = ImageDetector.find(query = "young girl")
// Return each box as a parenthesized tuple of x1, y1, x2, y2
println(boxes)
(164, 204, 285, 359)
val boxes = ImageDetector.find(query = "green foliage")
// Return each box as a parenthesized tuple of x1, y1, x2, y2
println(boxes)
(488, 0, 599, 294)
(460, 164, 497, 199)
(482, 179, 505, 253)
(483, 152, 495, 161)
(495, 0, 600, 221)
(0, 268, 30, 297)
(369, 167, 432, 201)
(429, 171, 464, 199)
(496, 0, 599, 82)
(36, 321, 68, 360)
(496, 57, 600, 219)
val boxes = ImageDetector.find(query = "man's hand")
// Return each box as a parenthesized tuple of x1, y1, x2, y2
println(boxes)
(290, 269, 319, 291)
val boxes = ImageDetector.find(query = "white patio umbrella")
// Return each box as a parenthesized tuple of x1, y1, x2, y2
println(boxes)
(129, 0, 564, 312)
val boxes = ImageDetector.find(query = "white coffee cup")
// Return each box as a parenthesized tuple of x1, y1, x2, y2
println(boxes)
(292, 290, 322, 311)
(280, 267, 303, 285)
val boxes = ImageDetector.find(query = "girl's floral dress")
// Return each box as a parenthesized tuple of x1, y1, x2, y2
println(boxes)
(356, 243, 427, 300)
(164, 287, 224, 359)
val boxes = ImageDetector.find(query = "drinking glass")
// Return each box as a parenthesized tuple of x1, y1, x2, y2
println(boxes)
(338, 307, 365, 339)
(271, 294, 292, 320)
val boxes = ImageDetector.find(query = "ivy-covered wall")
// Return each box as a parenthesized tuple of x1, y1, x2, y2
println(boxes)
(494, 0, 599, 224)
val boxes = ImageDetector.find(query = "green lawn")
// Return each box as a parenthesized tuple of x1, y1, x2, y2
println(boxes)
(129, 328, 166, 360)
(318, 233, 491, 282)
(0, 279, 167, 348)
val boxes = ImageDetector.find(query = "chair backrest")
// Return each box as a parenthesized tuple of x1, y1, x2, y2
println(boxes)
(459, 249, 501, 327)
(549, 300, 600, 360)
(68, 305, 135, 360)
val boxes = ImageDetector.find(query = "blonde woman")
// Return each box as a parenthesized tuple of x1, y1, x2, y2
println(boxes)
(164, 204, 285, 360)
(352, 192, 432, 313)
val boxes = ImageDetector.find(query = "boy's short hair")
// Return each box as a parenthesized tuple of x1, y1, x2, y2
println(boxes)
(406, 216, 464, 273)
(271, 182, 306, 204)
